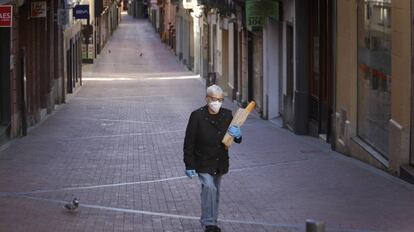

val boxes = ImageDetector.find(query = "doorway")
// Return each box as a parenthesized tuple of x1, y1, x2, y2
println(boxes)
(67, 41, 73, 94)
(284, 23, 294, 130)
(247, 31, 254, 103)
(308, 0, 334, 142)
(0, 27, 11, 140)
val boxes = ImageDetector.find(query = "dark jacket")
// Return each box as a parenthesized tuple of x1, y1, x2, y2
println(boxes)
(183, 105, 242, 175)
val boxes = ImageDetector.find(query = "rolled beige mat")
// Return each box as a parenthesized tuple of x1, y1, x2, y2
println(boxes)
(222, 101, 256, 148)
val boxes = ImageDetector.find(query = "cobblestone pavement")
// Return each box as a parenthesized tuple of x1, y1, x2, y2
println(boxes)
(0, 14, 413, 232)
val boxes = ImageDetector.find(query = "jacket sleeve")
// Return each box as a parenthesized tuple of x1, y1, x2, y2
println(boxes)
(183, 111, 198, 170)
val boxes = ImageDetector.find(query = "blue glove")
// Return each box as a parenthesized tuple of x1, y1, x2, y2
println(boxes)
(185, 169, 198, 178)
(228, 125, 242, 139)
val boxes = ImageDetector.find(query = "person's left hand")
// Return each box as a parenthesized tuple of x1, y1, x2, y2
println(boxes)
(185, 170, 198, 178)
(228, 125, 242, 139)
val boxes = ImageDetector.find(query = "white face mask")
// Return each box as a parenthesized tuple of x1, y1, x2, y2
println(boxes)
(209, 100, 222, 113)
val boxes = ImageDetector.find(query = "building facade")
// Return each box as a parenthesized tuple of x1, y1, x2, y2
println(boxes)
(0, 1, 19, 146)
(336, 0, 413, 181)
(0, 0, 119, 149)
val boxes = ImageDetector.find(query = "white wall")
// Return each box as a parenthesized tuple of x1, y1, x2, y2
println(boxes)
(156, 8, 160, 31)
(216, 18, 222, 76)
(263, 18, 281, 119)
(176, 16, 182, 57)
(192, 16, 201, 74)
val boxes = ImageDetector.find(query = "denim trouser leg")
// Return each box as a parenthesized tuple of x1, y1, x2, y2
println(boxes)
(198, 173, 222, 227)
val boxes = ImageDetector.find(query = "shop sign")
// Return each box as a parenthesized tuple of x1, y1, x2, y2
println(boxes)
(183, 0, 196, 9)
(0, 5, 12, 27)
(31, 1, 47, 18)
(73, 5, 89, 19)
(246, 0, 281, 28)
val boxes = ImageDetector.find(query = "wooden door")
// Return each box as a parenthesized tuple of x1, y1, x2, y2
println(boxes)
(309, 0, 333, 141)
(0, 28, 11, 126)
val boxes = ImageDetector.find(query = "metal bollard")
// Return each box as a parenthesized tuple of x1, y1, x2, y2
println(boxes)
(306, 219, 326, 232)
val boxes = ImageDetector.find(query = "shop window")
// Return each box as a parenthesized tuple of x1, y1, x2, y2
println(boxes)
(357, 0, 391, 157)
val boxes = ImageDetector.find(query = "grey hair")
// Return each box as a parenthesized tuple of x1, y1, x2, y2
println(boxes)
(206, 84, 223, 96)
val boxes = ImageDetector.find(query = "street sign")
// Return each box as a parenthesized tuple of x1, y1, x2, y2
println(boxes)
(31, 1, 47, 18)
(73, 5, 90, 19)
(246, 0, 281, 28)
(0, 5, 12, 27)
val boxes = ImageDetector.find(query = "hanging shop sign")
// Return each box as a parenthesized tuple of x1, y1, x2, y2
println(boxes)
(183, 0, 196, 9)
(73, 5, 90, 19)
(0, 5, 12, 27)
(246, 0, 281, 28)
(31, 1, 47, 18)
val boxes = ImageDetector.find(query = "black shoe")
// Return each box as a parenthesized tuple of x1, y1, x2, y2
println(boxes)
(204, 225, 221, 232)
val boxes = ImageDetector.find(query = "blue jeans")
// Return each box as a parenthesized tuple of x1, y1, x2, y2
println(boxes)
(198, 173, 222, 227)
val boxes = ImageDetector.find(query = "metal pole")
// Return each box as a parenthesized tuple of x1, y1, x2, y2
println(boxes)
(306, 219, 326, 232)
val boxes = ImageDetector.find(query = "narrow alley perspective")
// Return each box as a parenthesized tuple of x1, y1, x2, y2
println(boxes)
(0, 1, 414, 232)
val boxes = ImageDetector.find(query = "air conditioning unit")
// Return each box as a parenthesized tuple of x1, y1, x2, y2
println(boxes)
(183, 0, 196, 9)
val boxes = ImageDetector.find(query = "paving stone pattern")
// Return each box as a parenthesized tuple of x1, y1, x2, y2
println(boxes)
(0, 14, 413, 232)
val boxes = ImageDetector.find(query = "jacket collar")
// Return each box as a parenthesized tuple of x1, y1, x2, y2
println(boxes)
(201, 105, 226, 128)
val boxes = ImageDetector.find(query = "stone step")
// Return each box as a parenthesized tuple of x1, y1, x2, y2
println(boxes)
(400, 165, 414, 185)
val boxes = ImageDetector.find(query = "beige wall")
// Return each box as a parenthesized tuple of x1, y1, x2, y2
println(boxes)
(389, 0, 411, 173)
(335, 0, 411, 175)
(163, 0, 177, 37)
(336, 0, 357, 141)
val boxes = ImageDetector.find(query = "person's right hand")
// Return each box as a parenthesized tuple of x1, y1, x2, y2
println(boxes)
(185, 169, 198, 178)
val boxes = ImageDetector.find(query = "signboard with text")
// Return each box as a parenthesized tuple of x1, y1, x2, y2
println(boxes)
(0, 5, 12, 27)
(31, 1, 47, 18)
(73, 5, 90, 19)
(246, 0, 281, 29)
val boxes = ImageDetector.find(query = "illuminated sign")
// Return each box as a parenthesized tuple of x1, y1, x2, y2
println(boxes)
(73, 5, 90, 19)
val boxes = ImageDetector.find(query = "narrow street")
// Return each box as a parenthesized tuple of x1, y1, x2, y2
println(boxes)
(0, 14, 413, 232)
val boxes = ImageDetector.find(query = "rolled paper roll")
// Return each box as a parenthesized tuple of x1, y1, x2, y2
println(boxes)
(222, 101, 256, 148)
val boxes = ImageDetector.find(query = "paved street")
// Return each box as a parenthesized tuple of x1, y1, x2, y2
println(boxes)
(0, 14, 413, 232)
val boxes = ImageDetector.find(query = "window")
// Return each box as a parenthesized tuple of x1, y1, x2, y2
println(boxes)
(357, 0, 391, 157)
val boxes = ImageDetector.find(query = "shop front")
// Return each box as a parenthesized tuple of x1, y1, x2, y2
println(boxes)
(308, 0, 335, 142)
(357, 0, 392, 158)
(336, 0, 412, 178)
(0, 4, 13, 144)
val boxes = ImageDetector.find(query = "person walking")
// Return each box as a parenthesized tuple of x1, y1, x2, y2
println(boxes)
(183, 85, 242, 232)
